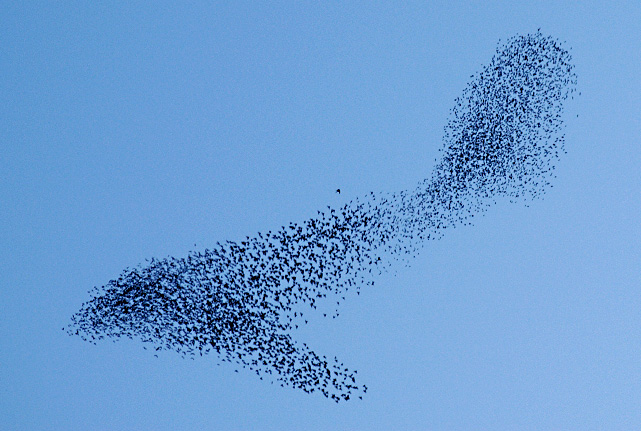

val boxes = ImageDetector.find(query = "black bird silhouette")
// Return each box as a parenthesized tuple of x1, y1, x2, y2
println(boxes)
(66, 32, 576, 403)
(336, 189, 341, 194)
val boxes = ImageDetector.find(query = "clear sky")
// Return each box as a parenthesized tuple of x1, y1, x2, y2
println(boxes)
(1, 1, 640, 430)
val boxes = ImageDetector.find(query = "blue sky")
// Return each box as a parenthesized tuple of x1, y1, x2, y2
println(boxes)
(2, 1, 640, 430)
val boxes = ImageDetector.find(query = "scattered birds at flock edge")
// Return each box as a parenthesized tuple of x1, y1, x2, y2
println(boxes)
(66, 31, 577, 403)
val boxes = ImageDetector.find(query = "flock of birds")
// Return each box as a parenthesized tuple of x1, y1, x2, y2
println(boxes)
(67, 32, 577, 402)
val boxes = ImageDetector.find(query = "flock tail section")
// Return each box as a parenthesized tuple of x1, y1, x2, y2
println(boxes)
(66, 32, 577, 402)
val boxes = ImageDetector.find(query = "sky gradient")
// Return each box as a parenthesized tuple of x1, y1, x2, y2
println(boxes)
(2, 2, 640, 430)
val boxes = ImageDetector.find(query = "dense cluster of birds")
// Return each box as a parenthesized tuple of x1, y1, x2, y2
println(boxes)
(67, 32, 577, 402)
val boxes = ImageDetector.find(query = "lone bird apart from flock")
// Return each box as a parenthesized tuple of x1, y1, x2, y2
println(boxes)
(66, 31, 577, 402)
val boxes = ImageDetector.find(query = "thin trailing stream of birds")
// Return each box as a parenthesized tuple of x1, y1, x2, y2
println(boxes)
(66, 32, 577, 402)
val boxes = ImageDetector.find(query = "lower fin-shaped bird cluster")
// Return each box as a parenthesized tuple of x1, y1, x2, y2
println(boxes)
(67, 32, 576, 402)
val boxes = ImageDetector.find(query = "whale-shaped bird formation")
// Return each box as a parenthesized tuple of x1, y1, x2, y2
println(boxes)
(67, 32, 577, 402)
